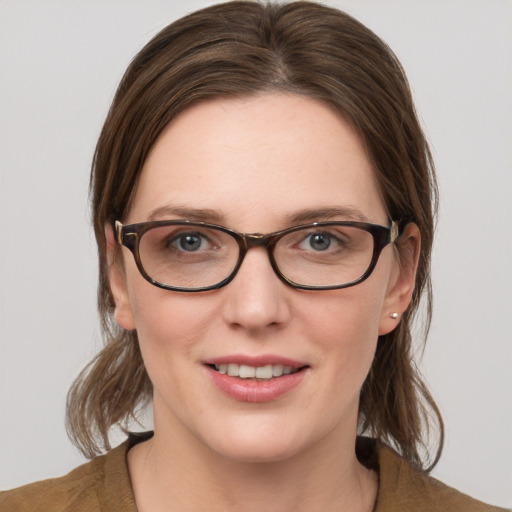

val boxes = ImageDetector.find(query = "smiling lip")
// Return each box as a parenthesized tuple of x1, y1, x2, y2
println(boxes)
(203, 355, 309, 403)
(205, 354, 306, 368)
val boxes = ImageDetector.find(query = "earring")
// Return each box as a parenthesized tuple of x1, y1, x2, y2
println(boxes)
(389, 312, 399, 319)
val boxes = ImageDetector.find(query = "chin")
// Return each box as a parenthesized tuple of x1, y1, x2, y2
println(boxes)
(212, 438, 305, 464)
(198, 416, 319, 464)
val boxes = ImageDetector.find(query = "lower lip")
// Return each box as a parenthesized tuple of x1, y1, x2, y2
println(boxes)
(205, 366, 308, 403)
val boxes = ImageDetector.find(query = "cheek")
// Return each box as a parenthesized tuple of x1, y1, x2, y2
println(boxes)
(304, 282, 385, 346)
(300, 282, 388, 385)
(130, 287, 213, 350)
(124, 274, 213, 379)
(128, 296, 216, 425)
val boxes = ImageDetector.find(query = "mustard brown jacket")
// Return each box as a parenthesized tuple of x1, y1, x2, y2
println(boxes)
(1, 434, 508, 511)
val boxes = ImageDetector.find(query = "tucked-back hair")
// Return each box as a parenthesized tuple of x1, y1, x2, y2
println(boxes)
(66, 0, 442, 468)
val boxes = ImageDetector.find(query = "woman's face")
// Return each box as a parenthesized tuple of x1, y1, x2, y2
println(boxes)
(110, 93, 417, 462)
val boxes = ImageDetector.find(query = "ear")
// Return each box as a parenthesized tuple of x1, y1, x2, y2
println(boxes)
(105, 223, 136, 331)
(378, 222, 421, 336)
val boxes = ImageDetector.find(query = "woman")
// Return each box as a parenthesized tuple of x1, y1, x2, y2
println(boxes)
(0, 2, 508, 511)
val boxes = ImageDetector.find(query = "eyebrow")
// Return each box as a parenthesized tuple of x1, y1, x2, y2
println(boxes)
(147, 204, 371, 226)
(287, 207, 371, 224)
(148, 205, 225, 223)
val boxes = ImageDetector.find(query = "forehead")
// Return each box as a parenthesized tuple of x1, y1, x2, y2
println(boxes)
(128, 93, 387, 229)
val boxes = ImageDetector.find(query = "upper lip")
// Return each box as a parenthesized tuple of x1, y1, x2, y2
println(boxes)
(203, 354, 308, 368)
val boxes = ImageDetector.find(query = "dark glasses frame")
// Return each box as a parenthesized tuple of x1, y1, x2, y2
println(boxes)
(115, 219, 402, 292)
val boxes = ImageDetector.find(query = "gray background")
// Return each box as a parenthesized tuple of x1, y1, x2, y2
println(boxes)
(0, 0, 511, 506)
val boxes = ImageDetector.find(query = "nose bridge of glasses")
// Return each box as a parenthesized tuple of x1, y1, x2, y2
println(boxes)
(233, 233, 282, 286)
(235, 233, 278, 274)
(242, 232, 273, 250)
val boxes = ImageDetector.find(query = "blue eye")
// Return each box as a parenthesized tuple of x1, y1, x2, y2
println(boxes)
(171, 232, 207, 252)
(307, 232, 331, 251)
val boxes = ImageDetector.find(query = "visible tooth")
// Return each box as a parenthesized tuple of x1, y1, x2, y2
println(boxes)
(239, 365, 256, 379)
(283, 365, 292, 375)
(221, 363, 299, 379)
(227, 363, 239, 377)
(272, 364, 284, 377)
(255, 365, 273, 379)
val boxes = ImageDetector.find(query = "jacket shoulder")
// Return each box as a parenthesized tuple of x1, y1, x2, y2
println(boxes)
(376, 443, 510, 512)
(0, 434, 146, 512)
(0, 454, 105, 512)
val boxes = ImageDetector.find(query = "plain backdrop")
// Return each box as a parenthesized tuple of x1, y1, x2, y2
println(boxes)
(0, 0, 511, 507)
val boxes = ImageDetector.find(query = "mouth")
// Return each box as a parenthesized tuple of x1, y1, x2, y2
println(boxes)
(207, 363, 306, 380)
(204, 355, 310, 402)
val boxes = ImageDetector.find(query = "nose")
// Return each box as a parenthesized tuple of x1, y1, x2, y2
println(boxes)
(221, 247, 291, 332)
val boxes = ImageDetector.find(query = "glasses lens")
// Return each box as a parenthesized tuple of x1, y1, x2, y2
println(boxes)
(274, 225, 374, 287)
(138, 224, 239, 289)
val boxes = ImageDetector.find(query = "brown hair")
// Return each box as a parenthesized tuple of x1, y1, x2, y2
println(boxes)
(66, 0, 443, 468)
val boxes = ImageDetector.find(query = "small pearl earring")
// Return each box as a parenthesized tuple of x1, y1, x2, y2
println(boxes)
(389, 312, 398, 319)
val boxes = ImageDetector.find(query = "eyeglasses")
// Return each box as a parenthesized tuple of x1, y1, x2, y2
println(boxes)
(115, 219, 401, 292)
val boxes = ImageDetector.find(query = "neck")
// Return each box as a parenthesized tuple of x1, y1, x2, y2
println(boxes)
(128, 415, 377, 512)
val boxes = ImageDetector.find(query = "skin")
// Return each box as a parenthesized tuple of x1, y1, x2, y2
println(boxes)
(107, 93, 420, 512)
